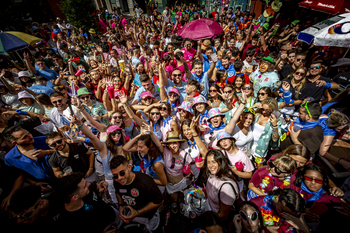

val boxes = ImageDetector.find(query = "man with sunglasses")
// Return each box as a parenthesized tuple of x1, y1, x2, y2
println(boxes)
(77, 88, 108, 124)
(7, 185, 62, 232)
(49, 92, 83, 140)
(111, 156, 163, 232)
(299, 61, 340, 103)
(280, 102, 324, 155)
(280, 53, 306, 80)
(23, 52, 59, 81)
(46, 132, 96, 181)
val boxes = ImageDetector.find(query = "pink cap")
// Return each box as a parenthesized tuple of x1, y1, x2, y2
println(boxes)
(169, 87, 179, 95)
(140, 91, 154, 99)
(106, 125, 123, 135)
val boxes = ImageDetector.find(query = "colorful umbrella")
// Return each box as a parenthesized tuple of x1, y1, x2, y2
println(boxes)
(0, 31, 41, 54)
(297, 13, 350, 48)
(178, 19, 224, 40)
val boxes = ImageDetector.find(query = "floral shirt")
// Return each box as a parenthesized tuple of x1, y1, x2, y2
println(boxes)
(83, 100, 108, 124)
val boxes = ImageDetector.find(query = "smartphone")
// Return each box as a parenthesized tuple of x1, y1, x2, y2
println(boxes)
(82, 76, 90, 84)
(272, 110, 281, 118)
(310, 202, 328, 216)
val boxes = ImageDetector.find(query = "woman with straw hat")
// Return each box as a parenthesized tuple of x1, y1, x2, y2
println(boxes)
(162, 131, 192, 214)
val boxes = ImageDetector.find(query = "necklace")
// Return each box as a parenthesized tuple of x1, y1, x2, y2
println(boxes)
(259, 173, 291, 194)
(126, 173, 136, 185)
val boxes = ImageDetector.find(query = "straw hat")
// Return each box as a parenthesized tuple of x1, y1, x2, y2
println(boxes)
(163, 131, 186, 144)
(201, 39, 211, 50)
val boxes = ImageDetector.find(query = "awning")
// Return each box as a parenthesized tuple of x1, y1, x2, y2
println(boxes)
(299, 0, 350, 14)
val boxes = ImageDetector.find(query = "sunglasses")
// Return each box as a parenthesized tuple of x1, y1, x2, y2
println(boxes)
(295, 72, 305, 76)
(297, 58, 306, 62)
(113, 170, 126, 179)
(113, 116, 123, 120)
(246, 55, 253, 57)
(185, 44, 191, 46)
(304, 176, 323, 184)
(52, 99, 63, 105)
(240, 210, 258, 222)
(169, 93, 178, 97)
(268, 161, 288, 175)
(160, 107, 168, 111)
(243, 108, 255, 114)
(114, 80, 122, 83)
(49, 139, 63, 147)
(168, 47, 174, 50)
(260, 108, 271, 114)
(80, 96, 90, 100)
(257, 92, 266, 96)
(54, 85, 65, 90)
(172, 74, 182, 77)
(310, 66, 321, 70)
(37, 63, 45, 66)
(301, 102, 312, 118)
(242, 86, 252, 90)
(110, 130, 122, 136)
(150, 112, 160, 115)
(210, 89, 218, 93)
(170, 157, 176, 169)
(224, 90, 233, 94)
(143, 97, 153, 101)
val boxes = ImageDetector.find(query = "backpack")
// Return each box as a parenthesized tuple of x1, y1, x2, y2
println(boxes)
(217, 181, 238, 214)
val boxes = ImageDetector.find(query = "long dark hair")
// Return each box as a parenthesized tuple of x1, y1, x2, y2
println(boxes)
(205, 150, 236, 181)
(137, 134, 160, 167)
(293, 164, 330, 193)
(181, 119, 200, 141)
(106, 129, 129, 159)
(35, 93, 54, 108)
(271, 188, 305, 214)
(207, 84, 223, 102)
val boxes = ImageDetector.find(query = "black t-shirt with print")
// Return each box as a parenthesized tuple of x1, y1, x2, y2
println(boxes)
(48, 142, 90, 174)
(114, 172, 163, 219)
(279, 78, 306, 100)
(57, 184, 116, 233)
(280, 64, 294, 80)
(299, 76, 333, 103)
(330, 72, 350, 98)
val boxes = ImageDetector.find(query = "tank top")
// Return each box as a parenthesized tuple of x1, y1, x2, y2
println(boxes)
(124, 120, 135, 138)
(141, 154, 165, 180)
(101, 150, 113, 178)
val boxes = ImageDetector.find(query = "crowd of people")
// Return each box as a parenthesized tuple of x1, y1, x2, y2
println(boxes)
(1, 1, 350, 233)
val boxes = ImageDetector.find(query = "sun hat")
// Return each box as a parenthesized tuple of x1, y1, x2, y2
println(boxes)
(178, 101, 193, 114)
(140, 91, 154, 99)
(77, 88, 92, 96)
(291, 20, 300, 26)
(66, 24, 73, 30)
(216, 131, 235, 142)
(208, 108, 224, 120)
(331, 58, 350, 67)
(262, 56, 275, 65)
(201, 39, 211, 50)
(193, 95, 207, 106)
(89, 28, 96, 34)
(162, 131, 186, 144)
(18, 71, 31, 78)
(18, 90, 33, 100)
(169, 87, 179, 95)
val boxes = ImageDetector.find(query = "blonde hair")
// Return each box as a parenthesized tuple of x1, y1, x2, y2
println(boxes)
(261, 97, 278, 112)
(273, 154, 297, 174)
(327, 109, 350, 128)
(288, 67, 307, 99)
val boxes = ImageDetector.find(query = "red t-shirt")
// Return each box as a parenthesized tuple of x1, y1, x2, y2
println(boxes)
(212, 11, 219, 20)
(241, 43, 270, 61)
(227, 74, 250, 84)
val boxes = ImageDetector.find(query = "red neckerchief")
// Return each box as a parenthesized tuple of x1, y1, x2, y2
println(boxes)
(193, 92, 200, 97)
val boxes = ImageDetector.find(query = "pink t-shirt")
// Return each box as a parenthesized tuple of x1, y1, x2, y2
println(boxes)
(206, 175, 238, 213)
(223, 149, 255, 172)
(122, 18, 127, 29)
(181, 47, 196, 63)
(203, 128, 226, 149)
(163, 147, 192, 177)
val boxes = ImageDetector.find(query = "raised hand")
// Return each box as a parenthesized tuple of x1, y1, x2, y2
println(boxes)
(218, 89, 230, 102)
(23, 52, 30, 60)
(282, 81, 290, 92)
(190, 115, 200, 133)
(118, 91, 128, 104)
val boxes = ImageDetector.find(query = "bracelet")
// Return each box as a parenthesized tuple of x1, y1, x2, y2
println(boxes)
(192, 134, 199, 137)
(136, 210, 141, 216)
(77, 124, 84, 129)
(84, 138, 91, 144)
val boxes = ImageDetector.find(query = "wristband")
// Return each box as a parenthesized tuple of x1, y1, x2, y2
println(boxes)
(16, 109, 28, 115)
(77, 124, 84, 129)
(324, 82, 331, 89)
(84, 138, 91, 144)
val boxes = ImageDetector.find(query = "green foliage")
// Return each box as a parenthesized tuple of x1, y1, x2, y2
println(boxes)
(60, 0, 97, 31)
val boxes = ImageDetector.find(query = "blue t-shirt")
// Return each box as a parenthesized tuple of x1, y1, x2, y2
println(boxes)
(34, 65, 59, 81)
(190, 72, 209, 98)
(134, 73, 142, 88)
(5, 136, 53, 180)
(319, 117, 337, 136)
(28, 84, 54, 96)
(216, 61, 236, 78)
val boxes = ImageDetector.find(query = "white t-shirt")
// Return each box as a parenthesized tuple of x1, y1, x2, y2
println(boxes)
(243, 59, 258, 74)
(2, 92, 21, 108)
(232, 125, 254, 152)
(135, 8, 143, 18)
(50, 105, 83, 139)
(206, 175, 238, 213)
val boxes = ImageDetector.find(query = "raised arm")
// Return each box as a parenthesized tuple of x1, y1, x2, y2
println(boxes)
(207, 60, 217, 79)
(159, 63, 168, 102)
(225, 94, 246, 134)
(197, 39, 203, 61)
(120, 92, 147, 127)
(123, 133, 142, 152)
(191, 116, 208, 157)
(143, 121, 164, 153)
(23, 52, 37, 75)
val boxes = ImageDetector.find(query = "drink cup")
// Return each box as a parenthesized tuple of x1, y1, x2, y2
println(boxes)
(75, 68, 84, 76)
(182, 165, 191, 175)
(235, 162, 244, 172)
(306, 97, 314, 102)
(195, 156, 203, 169)
(63, 166, 73, 175)
(293, 123, 302, 132)
(121, 206, 131, 217)
(118, 60, 125, 72)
